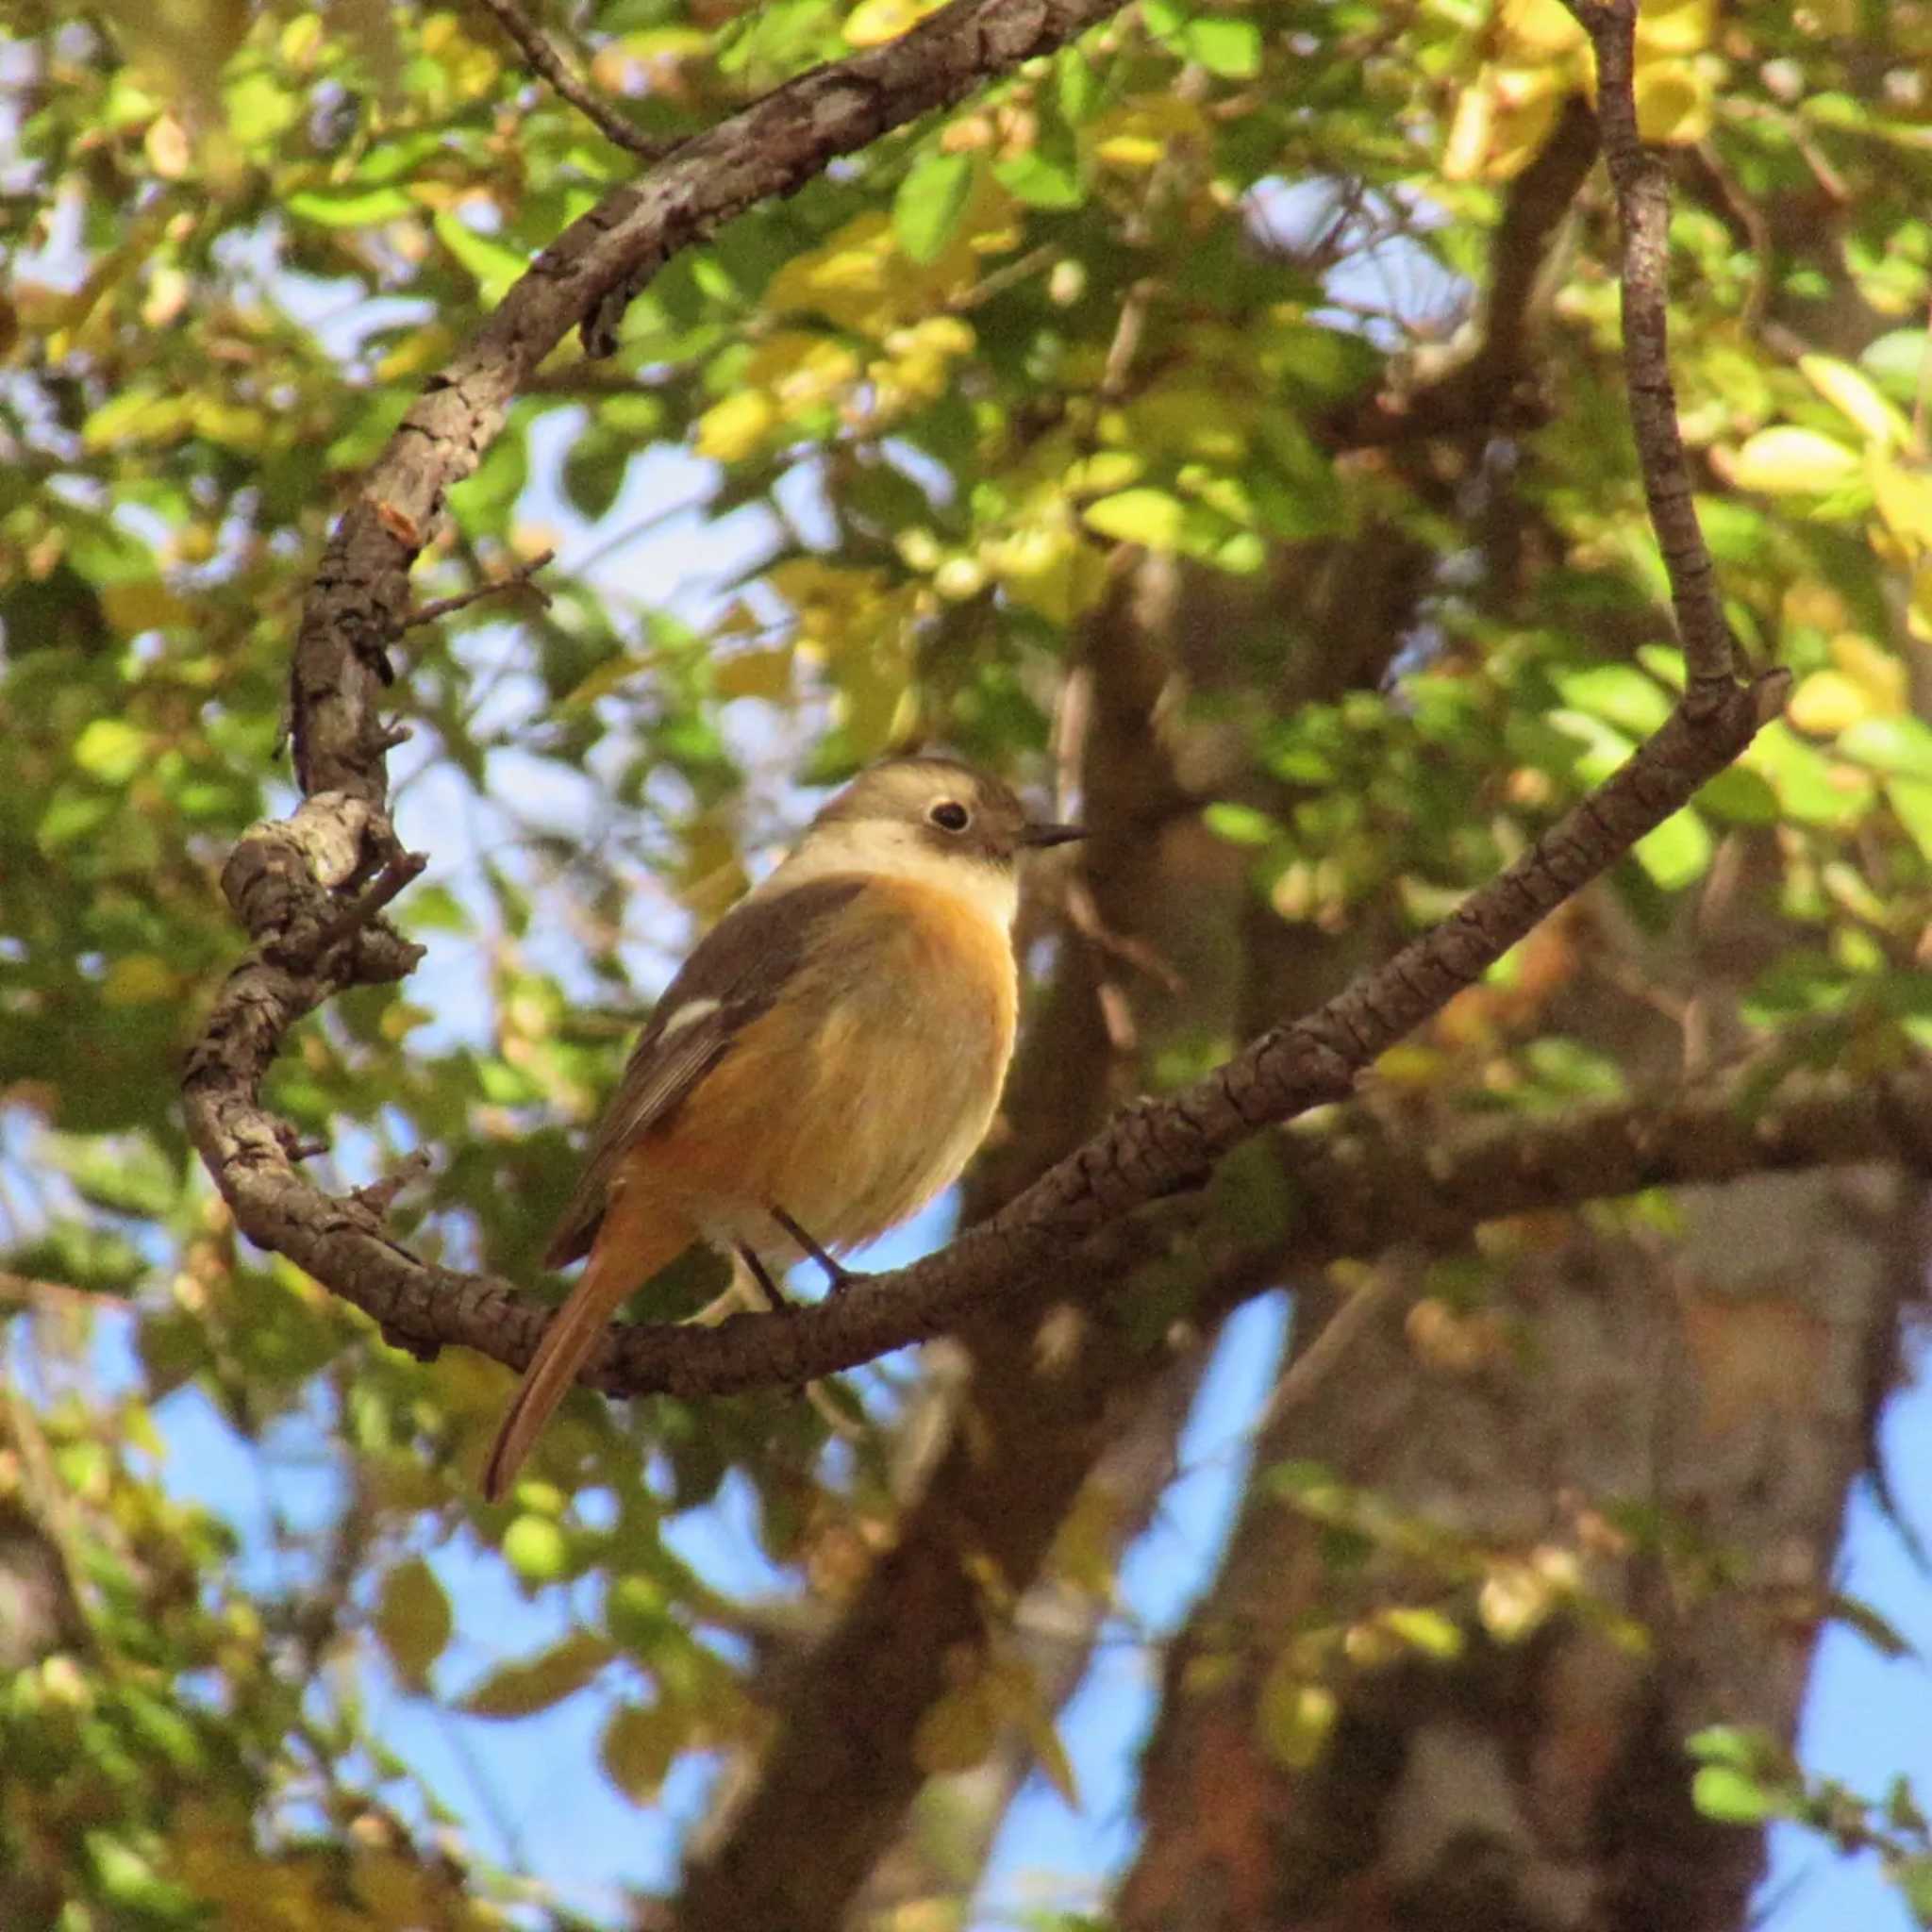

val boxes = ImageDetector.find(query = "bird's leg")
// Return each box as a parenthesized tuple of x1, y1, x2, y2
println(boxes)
(735, 1242, 791, 1313)
(770, 1207, 860, 1294)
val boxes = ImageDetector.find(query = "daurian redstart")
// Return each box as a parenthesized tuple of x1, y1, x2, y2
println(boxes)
(481, 756, 1082, 1499)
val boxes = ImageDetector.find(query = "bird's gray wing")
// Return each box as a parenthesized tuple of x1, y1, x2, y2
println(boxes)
(542, 874, 870, 1268)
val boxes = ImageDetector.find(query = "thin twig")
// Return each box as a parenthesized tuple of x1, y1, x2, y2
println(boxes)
(1565, 0, 1738, 703)
(404, 549, 556, 629)
(1253, 1270, 1401, 1437)
(351, 1149, 435, 1222)
(0, 1272, 114, 1312)
(314, 851, 431, 958)
(467, 0, 672, 158)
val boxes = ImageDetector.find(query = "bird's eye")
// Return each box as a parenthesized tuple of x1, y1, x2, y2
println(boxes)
(929, 800, 971, 833)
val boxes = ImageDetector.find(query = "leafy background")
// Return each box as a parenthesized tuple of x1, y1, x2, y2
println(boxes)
(6, 0, 1932, 1924)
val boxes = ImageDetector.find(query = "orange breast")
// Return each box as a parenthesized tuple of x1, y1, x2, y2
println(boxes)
(631, 876, 1017, 1255)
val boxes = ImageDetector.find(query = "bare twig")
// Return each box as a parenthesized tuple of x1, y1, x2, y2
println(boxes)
(467, 0, 672, 158)
(313, 850, 430, 959)
(186, 0, 1794, 1417)
(0, 1273, 113, 1312)
(405, 549, 556, 630)
(1253, 1268, 1401, 1436)
(1565, 0, 1738, 702)
(351, 1149, 435, 1223)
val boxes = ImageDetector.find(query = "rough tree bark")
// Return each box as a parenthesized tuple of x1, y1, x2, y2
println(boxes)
(1119, 977, 1923, 1931)
(168, 0, 1931, 1924)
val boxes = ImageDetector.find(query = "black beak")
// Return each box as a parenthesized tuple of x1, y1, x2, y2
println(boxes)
(1020, 820, 1086, 848)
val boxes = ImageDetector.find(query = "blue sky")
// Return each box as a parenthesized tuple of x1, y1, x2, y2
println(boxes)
(9, 137, 1927, 1926)
(127, 408, 1932, 1928)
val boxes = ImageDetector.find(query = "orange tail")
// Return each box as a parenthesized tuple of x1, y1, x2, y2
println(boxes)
(482, 1201, 691, 1503)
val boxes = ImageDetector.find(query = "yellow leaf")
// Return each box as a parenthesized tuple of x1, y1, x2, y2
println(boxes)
(1730, 425, 1860, 493)
(742, 331, 861, 412)
(1632, 57, 1712, 144)
(93, 0, 252, 113)
(189, 394, 268, 451)
(103, 955, 183, 1006)
(844, 0, 945, 45)
(1501, 0, 1587, 52)
(1257, 1658, 1336, 1769)
(715, 645, 795, 702)
(375, 1556, 452, 1688)
(694, 390, 778, 463)
(983, 514, 1108, 625)
(1379, 1606, 1466, 1659)
(1912, 562, 1932, 644)
(601, 1703, 680, 1805)
(458, 1631, 613, 1718)
(1441, 76, 1495, 183)
(914, 1674, 1001, 1774)
(1801, 354, 1911, 449)
(1870, 450, 1932, 546)
(1093, 97, 1209, 173)
(1478, 1558, 1557, 1641)
(144, 112, 192, 180)
(1635, 0, 1717, 53)
(765, 210, 982, 336)
(1462, 67, 1571, 181)
(100, 580, 191, 636)
(1789, 670, 1871, 736)
(1828, 632, 1906, 715)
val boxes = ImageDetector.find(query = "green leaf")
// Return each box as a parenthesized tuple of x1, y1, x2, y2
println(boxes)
(286, 184, 417, 226)
(1631, 808, 1712, 891)
(1380, 1607, 1465, 1659)
(1829, 1591, 1915, 1660)
(72, 719, 152, 783)
(1895, 1855, 1932, 1926)
(1840, 715, 1932, 780)
(1553, 663, 1674, 736)
(601, 1703, 678, 1805)
(502, 1512, 573, 1584)
(1862, 327, 1932, 404)
(1730, 425, 1860, 493)
(433, 209, 530, 301)
(458, 1631, 614, 1718)
(376, 1557, 453, 1688)
(995, 145, 1085, 208)
(1185, 14, 1261, 75)
(1686, 1724, 1771, 1769)
(562, 434, 631, 521)
(1692, 1764, 1777, 1824)
(1887, 776, 1932, 864)
(992, 96, 1083, 208)
(1203, 802, 1277, 846)
(1694, 764, 1780, 824)
(892, 152, 975, 265)
(1082, 487, 1186, 547)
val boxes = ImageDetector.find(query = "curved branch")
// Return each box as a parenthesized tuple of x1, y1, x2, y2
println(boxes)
(187, 669, 1788, 1406)
(187, 0, 1790, 1425)
(468, 0, 671, 158)
(1565, 0, 1736, 700)
(285, 0, 1134, 802)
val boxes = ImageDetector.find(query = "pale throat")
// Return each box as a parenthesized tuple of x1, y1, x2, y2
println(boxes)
(757, 821, 1020, 929)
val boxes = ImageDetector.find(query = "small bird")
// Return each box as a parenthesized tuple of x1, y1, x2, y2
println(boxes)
(480, 755, 1082, 1501)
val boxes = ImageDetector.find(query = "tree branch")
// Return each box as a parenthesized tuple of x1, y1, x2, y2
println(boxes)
(468, 0, 671, 159)
(1565, 0, 1737, 702)
(186, 0, 1792, 1429)
(188, 666, 1798, 1415)
(1336, 91, 1601, 447)
(283, 0, 1135, 804)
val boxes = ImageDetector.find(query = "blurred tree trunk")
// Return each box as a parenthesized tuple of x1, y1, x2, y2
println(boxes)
(1118, 1160, 1919, 1932)
(1115, 455, 1927, 1932)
